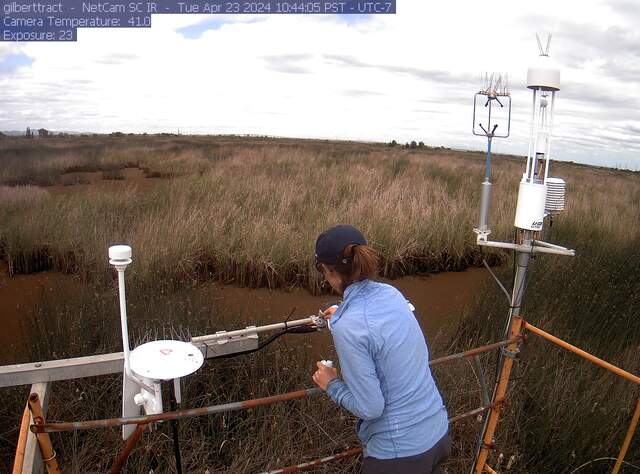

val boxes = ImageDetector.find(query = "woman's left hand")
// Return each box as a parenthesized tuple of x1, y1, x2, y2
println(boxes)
(312, 361, 338, 391)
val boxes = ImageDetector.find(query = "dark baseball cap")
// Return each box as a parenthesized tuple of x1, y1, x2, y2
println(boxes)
(315, 224, 367, 265)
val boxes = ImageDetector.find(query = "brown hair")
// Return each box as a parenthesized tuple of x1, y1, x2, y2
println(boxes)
(325, 244, 379, 292)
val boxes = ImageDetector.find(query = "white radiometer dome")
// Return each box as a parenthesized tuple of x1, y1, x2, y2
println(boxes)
(527, 55, 561, 91)
(130, 340, 204, 381)
(109, 245, 132, 261)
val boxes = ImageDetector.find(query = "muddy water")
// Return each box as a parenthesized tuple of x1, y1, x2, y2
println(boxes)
(200, 270, 487, 359)
(0, 267, 84, 360)
(0, 268, 488, 363)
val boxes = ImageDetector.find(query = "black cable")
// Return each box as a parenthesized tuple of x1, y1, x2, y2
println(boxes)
(167, 382, 183, 474)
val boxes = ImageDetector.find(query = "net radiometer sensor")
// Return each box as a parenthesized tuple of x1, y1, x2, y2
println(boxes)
(109, 245, 204, 440)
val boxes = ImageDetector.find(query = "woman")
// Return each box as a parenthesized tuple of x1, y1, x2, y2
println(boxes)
(312, 224, 450, 474)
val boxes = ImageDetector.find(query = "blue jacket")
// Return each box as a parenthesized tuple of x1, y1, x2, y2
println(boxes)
(326, 279, 448, 459)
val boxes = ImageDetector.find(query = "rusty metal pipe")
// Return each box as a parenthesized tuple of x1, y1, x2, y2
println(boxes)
(108, 424, 146, 474)
(12, 404, 31, 474)
(33, 388, 323, 433)
(484, 464, 498, 474)
(523, 322, 640, 385)
(448, 402, 500, 424)
(611, 398, 640, 474)
(32, 340, 512, 434)
(262, 447, 364, 474)
(429, 338, 520, 367)
(28, 393, 61, 474)
(261, 402, 501, 474)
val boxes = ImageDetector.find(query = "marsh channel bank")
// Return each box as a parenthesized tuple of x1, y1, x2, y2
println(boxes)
(0, 267, 487, 365)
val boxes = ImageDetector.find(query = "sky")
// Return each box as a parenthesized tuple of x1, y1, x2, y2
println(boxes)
(0, 0, 639, 170)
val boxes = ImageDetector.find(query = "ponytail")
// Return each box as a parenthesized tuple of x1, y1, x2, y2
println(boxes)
(345, 244, 379, 282)
(324, 244, 379, 292)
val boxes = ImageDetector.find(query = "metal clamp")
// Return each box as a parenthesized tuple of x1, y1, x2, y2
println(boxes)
(500, 346, 520, 359)
(42, 449, 57, 462)
(311, 315, 328, 330)
(481, 441, 496, 451)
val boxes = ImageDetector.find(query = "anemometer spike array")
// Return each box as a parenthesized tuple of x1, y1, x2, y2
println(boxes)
(472, 73, 512, 239)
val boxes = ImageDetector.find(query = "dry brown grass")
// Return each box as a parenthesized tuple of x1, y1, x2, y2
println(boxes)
(3, 136, 637, 293)
(1, 136, 639, 472)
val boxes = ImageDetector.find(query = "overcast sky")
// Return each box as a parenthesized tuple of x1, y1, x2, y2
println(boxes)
(1, 0, 639, 169)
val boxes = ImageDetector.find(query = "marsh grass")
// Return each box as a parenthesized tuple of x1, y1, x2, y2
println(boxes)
(5, 136, 635, 294)
(1, 136, 639, 472)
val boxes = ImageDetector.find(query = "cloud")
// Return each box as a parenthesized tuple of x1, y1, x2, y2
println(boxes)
(602, 58, 640, 85)
(562, 80, 640, 110)
(608, 0, 640, 23)
(0, 1, 638, 170)
(176, 17, 264, 39)
(93, 53, 139, 64)
(262, 54, 315, 74)
(341, 89, 385, 98)
(335, 14, 372, 25)
(323, 54, 477, 87)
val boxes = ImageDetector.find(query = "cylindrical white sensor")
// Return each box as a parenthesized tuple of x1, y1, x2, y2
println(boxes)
(514, 181, 548, 231)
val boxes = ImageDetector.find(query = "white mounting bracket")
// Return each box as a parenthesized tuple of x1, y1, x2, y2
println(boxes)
(478, 239, 575, 257)
(193, 326, 260, 358)
(214, 326, 258, 345)
(133, 379, 163, 415)
(474, 228, 492, 243)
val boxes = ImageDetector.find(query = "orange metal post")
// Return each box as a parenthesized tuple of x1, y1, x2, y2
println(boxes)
(522, 322, 640, 385)
(611, 398, 640, 474)
(12, 404, 31, 474)
(28, 393, 61, 474)
(109, 424, 146, 474)
(484, 464, 498, 474)
(474, 315, 523, 473)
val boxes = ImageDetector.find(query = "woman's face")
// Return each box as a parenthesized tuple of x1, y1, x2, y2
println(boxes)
(319, 264, 344, 294)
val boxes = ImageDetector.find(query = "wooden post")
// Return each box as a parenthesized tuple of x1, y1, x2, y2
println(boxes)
(27, 390, 60, 474)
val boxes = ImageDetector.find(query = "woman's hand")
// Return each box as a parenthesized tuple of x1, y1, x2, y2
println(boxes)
(319, 304, 338, 320)
(312, 361, 338, 391)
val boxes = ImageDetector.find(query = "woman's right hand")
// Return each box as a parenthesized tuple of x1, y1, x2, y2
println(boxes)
(312, 361, 338, 391)
(320, 304, 338, 320)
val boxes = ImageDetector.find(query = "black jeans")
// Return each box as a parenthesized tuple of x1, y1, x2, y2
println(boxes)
(362, 432, 452, 474)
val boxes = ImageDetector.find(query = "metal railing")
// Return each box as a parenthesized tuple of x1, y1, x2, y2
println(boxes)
(7, 319, 640, 474)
